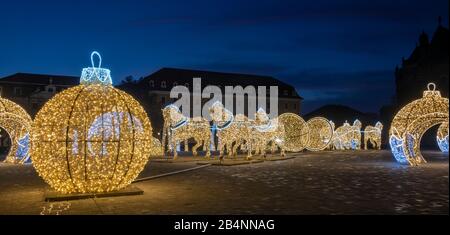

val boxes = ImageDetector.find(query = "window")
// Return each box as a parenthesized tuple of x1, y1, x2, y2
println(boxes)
(149, 80, 155, 87)
(161, 81, 167, 88)
(47, 86, 55, 93)
(285, 103, 288, 110)
(293, 104, 297, 110)
(173, 82, 178, 87)
(161, 96, 166, 105)
(0, 86, 2, 96)
(283, 90, 289, 96)
(13, 87, 23, 96)
(185, 83, 190, 88)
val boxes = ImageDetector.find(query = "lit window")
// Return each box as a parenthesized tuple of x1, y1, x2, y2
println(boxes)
(161, 81, 167, 88)
(149, 80, 155, 87)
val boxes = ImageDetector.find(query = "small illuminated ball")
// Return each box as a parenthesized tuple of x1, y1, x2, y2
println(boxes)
(390, 83, 449, 166)
(278, 113, 309, 152)
(0, 96, 32, 164)
(31, 52, 153, 193)
(306, 117, 334, 152)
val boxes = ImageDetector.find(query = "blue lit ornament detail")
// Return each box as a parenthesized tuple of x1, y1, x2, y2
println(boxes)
(80, 51, 113, 85)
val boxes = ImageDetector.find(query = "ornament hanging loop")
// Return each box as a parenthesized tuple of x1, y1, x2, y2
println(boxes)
(91, 51, 102, 69)
(427, 83, 436, 91)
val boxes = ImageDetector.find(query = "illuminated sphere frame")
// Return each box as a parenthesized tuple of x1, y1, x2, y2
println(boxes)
(31, 52, 153, 193)
(0, 96, 32, 164)
(305, 117, 334, 152)
(390, 83, 449, 166)
(278, 113, 309, 152)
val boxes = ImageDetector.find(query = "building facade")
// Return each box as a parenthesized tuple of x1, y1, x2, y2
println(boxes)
(395, 19, 449, 107)
(0, 73, 79, 117)
(118, 68, 303, 135)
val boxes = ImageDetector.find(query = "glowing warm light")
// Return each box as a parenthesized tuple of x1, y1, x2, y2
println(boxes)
(305, 117, 334, 151)
(332, 120, 362, 150)
(364, 122, 383, 150)
(389, 83, 449, 166)
(0, 96, 32, 164)
(437, 122, 449, 153)
(278, 113, 309, 152)
(162, 105, 211, 159)
(209, 102, 251, 159)
(252, 108, 286, 158)
(31, 52, 154, 194)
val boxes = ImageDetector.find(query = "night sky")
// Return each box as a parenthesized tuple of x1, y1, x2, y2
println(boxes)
(0, 0, 448, 114)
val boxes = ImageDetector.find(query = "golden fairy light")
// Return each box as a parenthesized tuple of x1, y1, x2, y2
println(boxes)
(332, 120, 362, 150)
(390, 83, 449, 166)
(0, 96, 32, 164)
(252, 108, 286, 158)
(278, 113, 309, 152)
(437, 122, 448, 153)
(31, 52, 154, 194)
(209, 102, 252, 159)
(364, 122, 383, 150)
(305, 117, 334, 151)
(162, 105, 211, 160)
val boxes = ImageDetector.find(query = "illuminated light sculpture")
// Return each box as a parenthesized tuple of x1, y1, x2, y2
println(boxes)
(252, 108, 286, 158)
(0, 96, 32, 164)
(162, 105, 211, 159)
(151, 137, 164, 156)
(389, 83, 449, 166)
(31, 52, 154, 194)
(305, 117, 334, 152)
(437, 122, 448, 153)
(364, 122, 383, 150)
(327, 120, 336, 150)
(333, 120, 362, 150)
(278, 113, 309, 152)
(209, 102, 252, 160)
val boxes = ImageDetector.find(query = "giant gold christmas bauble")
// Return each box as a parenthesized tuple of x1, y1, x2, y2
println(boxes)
(390, 83, 449, 166)
(31, 52, 153, 193)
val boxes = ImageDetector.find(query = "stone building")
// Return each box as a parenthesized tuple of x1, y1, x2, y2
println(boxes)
(0, 73, 79, 117)
(395, 18, 449, 107)
(118, 68, 303, 136)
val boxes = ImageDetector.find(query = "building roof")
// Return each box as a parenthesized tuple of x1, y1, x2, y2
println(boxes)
(0, 73, 79, 86)
(140, 68, 302, 99)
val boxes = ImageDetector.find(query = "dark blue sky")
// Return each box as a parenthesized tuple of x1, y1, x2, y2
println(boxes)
(0, 0, 448, 114)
